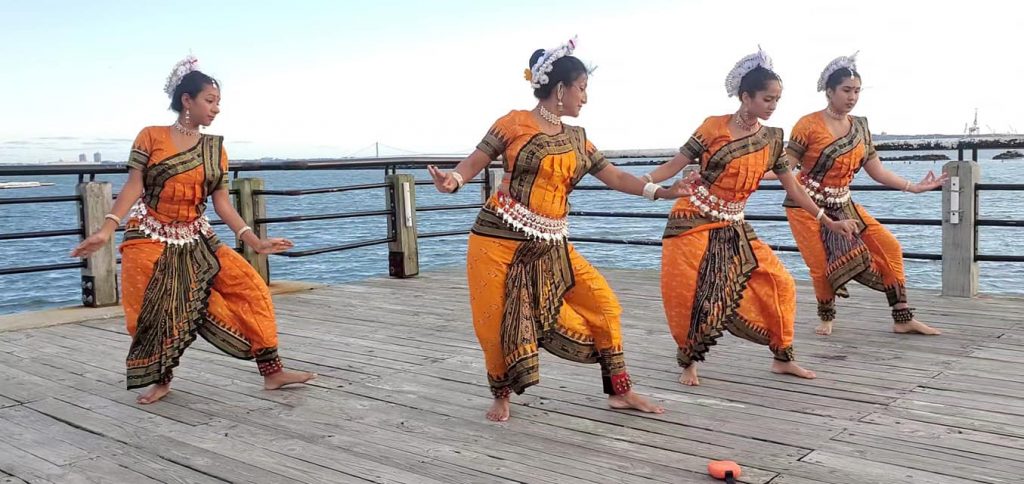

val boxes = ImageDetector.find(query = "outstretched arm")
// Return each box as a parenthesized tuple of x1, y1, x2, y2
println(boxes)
(213, 187, 294, 254)
(593, 163, 694, 200)
(428, 149, 494, 193)
(642, 153, 693, 184)
(70, 169, 144, 258)
(862, 156, 948, 193)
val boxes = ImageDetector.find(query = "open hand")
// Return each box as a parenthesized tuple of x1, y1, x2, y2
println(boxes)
(909, 170, 949, 193)
(70, 232, 111, 258)
(255, 237, 294, 254)
(427, 165, 459, 193)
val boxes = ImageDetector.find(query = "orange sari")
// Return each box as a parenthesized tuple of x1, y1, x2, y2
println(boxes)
(120, 126, 280, 389)
(662, 115, 796, 367)
(468, 110, 631, 398)
(785, 113, 906, 322)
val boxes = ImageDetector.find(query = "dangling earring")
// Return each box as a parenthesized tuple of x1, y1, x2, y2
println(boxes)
(556, 84, 565, 113)
(185, 109, 191, 126)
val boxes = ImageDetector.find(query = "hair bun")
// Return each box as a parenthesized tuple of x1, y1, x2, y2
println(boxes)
(529, 49, 545, 68)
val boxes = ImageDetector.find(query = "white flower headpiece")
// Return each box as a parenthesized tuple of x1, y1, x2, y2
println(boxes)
(817, 52, 859, 92)
(525, 36, 577, 89)
(163, 55, 200, 99)
(724, 46, 774, 97)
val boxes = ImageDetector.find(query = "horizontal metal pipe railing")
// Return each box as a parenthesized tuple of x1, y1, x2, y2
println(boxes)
(0, 195, 81, 205)
(0, 228, 83, 241)
(3, 152, 1023, 279)
(0, 261, 86, 276)
(256, 209, 392, 225)
(419, 229, 471, 239)
(254, 183, 389, 196)
(276, 236, 395, 258)
(416, 203, 483, 213)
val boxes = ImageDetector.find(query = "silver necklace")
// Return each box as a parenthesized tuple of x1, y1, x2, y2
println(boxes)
(538, 105, 561, 126)
(733, 112, 759, 131)
(825, 106, 847, 120)
(173, 121, 199, 136)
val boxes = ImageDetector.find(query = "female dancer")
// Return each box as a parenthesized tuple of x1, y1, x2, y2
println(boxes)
(783, 53, 944, 336)
(428, 38, 689, 421)
(643, 49, 859, 385)
(72, 56, 314, 404)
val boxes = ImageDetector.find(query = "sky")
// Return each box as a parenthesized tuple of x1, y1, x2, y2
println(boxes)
(0, 0, 1019, 163)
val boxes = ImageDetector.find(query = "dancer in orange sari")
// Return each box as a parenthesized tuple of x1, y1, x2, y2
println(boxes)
(643, 48, 859, 386)
(429, 37, 689, 421)
(72, 56, 314, 404)
(783, 53, 944, 336)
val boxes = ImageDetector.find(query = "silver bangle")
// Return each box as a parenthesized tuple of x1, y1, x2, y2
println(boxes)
(451, 172, 465, 188)
(236, 226, 252, 239)
(642, 182, 660, 201)
(815, 208, 825, 222)
(104, 214, 121, 225)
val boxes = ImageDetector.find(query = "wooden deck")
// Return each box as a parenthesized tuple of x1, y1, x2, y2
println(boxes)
(1, 269, 1023, 483)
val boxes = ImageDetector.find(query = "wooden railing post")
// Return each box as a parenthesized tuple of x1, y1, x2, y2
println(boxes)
(941, 159, 980, 297)
(232, 177, 270, 283)
(386, 173, 419, 278)
(77, 181, 118, 307)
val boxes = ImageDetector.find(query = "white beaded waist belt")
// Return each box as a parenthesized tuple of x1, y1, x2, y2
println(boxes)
(129, 201, 213, 245)
(801, 175, 851, 207)
(688, 184, 746, 222)
(493, 193, 569, 243)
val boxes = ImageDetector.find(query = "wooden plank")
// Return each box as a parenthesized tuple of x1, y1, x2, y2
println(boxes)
(0, 439, 70, 484)
(65, 394, 368, 484)
(62, 458, 164, 484)
(858, 413, 1024, 453)
(189, 368, 773, 483)
(3, 267, 1024, 484)
(4, 402, 226, 484)
(0, 341, 218, 427)
(26, 397, 306, 484)
(154, 363, 682, 484)
(0, 395, 18, 409)
(799, 450, 976, 484)
(827, 431, 1024, 481)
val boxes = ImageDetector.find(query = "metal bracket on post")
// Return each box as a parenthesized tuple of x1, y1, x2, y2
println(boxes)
(403, 181, 413, 228)
(948, 176, 961, 225)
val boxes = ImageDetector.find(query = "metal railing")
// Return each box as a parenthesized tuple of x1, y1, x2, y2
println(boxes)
(1, 142, 1022, 303)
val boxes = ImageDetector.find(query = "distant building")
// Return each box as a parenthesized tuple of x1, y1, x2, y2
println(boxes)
(78, 153, 87, 163)
(93, 152, 101, 163)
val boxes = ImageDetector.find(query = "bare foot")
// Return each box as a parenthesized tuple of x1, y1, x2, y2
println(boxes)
(264, 370, 317, 390)
(608, 391, 665, 414)
(137, 383, 171, 404)
(486, 397, 511, 422)
(815, 320, 834, 336)
(893, 319, 942, 335)
(771, 360, 817, 379)
(679, 364, 699, 386)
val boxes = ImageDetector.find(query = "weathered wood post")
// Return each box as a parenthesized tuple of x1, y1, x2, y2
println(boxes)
(941, 159, 980, 297)
(387, 173, 419, 278)
(232, 177, 270, 283)
(77, 181, 118, 307)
